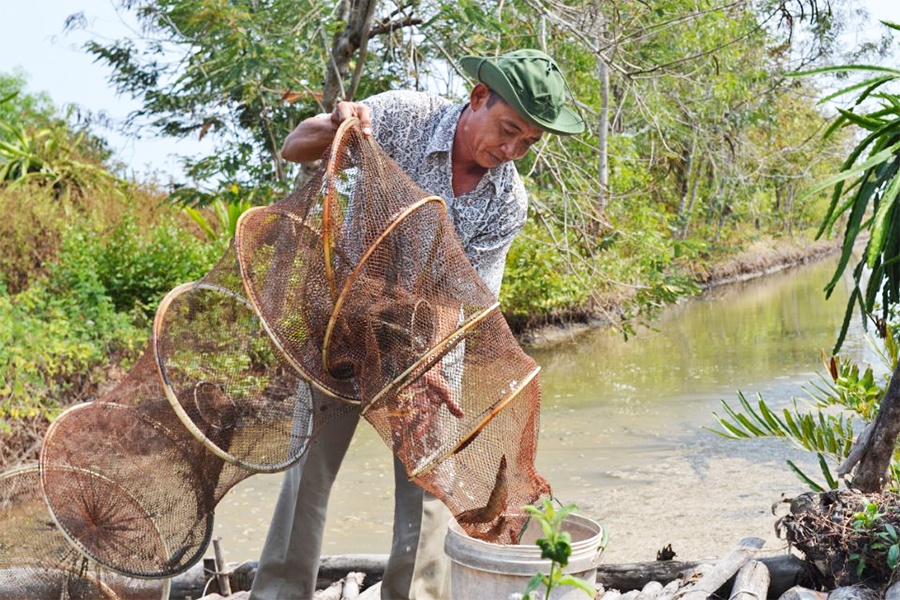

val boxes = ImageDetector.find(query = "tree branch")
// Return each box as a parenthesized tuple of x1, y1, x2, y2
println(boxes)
(369, 16, 423, 37)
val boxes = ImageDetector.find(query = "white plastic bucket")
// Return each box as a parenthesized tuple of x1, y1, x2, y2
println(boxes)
(444, 514, 604, 599)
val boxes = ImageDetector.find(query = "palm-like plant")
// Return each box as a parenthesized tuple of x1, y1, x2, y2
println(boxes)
(711, 343, 896, 492)
(715, 23, 900, 494)
(0, 108, 119, 200)
(795, 24, 900, 352)
(182, 197, 253, 243)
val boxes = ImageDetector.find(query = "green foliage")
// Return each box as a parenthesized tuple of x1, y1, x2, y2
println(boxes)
(0, 68, 227, 462)
(501, 220, 590, 326)
(0, 211, 220, 436)
(711, 334, 898, 492)
(853, 499, 885, 530)
(54, 214, 223, 317)
(714, 21, 900, 500)
(712, 390, 851, 492)
(69, 0, 864, 331)
(0, 70, 55, 128)
(794, 23, 900, 352)
(848, 500, 900, 578)
(521, 499, 601, 600)
(0, 81, 119, 199)
(0, 183, 70, 294)
(73, 0, 401, 205)
(0, 116, 116, 195)
(183, 197, 254, 243)
(0, 273, 145, 431)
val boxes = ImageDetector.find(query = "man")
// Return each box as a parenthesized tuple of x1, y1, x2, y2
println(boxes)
(249, 48, 584, 600)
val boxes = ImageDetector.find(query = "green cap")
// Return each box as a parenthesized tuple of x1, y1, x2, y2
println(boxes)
(460, 49, 585, 136)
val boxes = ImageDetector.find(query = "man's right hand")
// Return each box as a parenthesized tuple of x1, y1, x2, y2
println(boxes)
(331, 101, 373, 136)
(281, 100, 373, 163)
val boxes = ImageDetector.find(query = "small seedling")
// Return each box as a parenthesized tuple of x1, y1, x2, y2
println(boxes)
(521, 498, 605, 599)
(848, 500, 900, 578)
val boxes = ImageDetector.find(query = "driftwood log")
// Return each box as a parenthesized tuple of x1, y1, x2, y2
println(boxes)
(596, 554, 803, 596)
(170, 551, 806, 600)
(673, 537, 765, 600)
(594, 539, 783, 600)
(731, 559, 771, 600)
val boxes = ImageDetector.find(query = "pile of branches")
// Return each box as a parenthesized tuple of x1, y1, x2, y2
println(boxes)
(0, 416, 44, 469)
(779, 490, 900, 591)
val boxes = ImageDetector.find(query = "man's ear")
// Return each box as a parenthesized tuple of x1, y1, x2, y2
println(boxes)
(469, 83, 491, 111)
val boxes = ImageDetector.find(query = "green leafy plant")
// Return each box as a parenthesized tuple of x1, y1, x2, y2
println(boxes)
(183, 197, 254, 243)
(852, 499, 885, 530)
(710, 338, 897, 492)
(715, 23, 900, 500)
(501, 221, 590, 329)
(55, 213, 223, 318)
(847, 500, 900, 578)
(521, 499, 601, 600)
(873, 524, 900, 573)
(0, 272, 144, 430)
(0, 110, 118, 200)
(792, 23, 900, 354)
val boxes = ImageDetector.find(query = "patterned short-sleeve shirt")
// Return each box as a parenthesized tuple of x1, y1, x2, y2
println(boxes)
(361, 90, 528, 297)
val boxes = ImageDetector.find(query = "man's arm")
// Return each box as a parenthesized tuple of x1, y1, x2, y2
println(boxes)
(280, 101, 374, 163)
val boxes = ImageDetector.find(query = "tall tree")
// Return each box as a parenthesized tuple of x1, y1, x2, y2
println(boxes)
(71, 0, 866, 328)
(69, 0, 401, 205)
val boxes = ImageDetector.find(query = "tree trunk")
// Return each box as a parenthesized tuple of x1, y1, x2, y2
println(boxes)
(323, 0, 379, 109)
(679, 156, 701, 240)
(676, 126, 698, 239)
(848, 359, 900, 492)
(597, 53, 610, 215)
(676, 128, 696, 214)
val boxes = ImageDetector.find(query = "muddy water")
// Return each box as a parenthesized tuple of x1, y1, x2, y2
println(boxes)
(210, 256, 884, 565)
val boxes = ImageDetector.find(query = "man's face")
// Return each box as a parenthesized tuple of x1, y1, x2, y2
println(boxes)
(466, 87, 544, 168)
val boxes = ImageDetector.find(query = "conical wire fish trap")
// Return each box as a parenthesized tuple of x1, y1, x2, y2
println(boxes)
(38, 246, 328, 577)
(0, 466, 167, 599)
(3, 118, 548, 591)
(236, 120, 549, 542)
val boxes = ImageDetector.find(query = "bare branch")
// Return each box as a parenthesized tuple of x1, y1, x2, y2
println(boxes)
(370, 16, 423, 37)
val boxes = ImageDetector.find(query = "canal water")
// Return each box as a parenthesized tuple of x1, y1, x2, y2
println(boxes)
(210, 255, 887, 565)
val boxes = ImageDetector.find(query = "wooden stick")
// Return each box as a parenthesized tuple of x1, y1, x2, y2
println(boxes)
(212, 538, 232, 596)
(730, 560, 770, 600)
(674, 537, 765, 600)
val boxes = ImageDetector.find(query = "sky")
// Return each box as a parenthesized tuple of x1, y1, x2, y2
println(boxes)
(0, 0, 211, 182)
(1, 0, 900, 182)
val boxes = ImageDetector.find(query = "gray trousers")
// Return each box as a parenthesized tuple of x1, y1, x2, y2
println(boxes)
(249, 391, 452, 600)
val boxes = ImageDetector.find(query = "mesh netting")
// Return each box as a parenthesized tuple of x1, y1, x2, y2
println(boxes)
(236, 121, 549, 541)
(36, 238, 329, 578)
(0, 119, 548, 588)
(0, 467, 167, 599)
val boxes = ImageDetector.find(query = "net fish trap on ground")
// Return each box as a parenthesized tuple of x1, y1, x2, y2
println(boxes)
(0, 466, 168, 599)
(0, 119, 549, 588)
